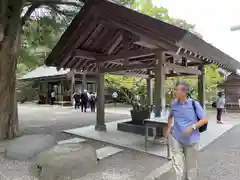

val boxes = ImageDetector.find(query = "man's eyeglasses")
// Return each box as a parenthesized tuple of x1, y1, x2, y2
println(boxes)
(175, 87, 187, 92)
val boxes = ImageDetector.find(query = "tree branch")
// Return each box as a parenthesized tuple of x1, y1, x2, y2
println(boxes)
(21, 0, 82, 27)
(48, 4, 79, 17)
(21, 4, 40, 26)
(26, 0, 82, 7)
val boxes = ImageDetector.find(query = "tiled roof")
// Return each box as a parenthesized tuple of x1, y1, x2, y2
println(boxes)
(19, 66, 70, 80)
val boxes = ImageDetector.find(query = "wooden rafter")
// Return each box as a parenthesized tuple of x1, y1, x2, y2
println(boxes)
(101, 14, 179, 52)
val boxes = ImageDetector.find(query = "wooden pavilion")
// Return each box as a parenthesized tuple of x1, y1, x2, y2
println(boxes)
(45, 0, 240, 131)
(218, 73, 240, 111)
(19, 66, 98, 105)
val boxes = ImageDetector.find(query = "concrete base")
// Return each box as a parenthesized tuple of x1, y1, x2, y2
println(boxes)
(65, 119, 172, 158)
(95, 124, 107, 131)
(64, 118, 235, 158)
(117, 121, 154, 136)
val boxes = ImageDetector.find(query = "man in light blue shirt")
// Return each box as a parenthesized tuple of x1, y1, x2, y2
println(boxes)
(166, 81, 208, 180)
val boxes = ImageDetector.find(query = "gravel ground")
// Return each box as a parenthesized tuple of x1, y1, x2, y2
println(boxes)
(0, 104, 167, 180)
(0, 138, 166, 180)
(18, 104, 130, 141)
(79, 149, 167, 180)
(1, 104, 240, 180)
(197, 125, 240, 180)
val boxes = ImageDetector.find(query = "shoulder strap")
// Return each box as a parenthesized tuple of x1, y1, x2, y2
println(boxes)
(192, 100, 200, 120)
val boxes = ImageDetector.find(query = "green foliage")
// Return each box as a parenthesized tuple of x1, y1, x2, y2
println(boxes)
(18, 5, 78, 76)
(172, 18, 203, 38)
(106, 75, 151, 110)
(115, 0, 135, 7)
(130, 0, 171, 23)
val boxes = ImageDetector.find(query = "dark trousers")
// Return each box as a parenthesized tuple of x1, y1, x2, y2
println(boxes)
(50, 97, 55, 105)
(81, 102, 87, 112)
(217, 108, 223, 121)
(75, 101, 80, 109)
(90, 101, 95, 112)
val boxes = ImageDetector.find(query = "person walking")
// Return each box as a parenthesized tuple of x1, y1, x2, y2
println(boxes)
(50, 90, 55, 105)
(112, 92, 118, 106)
(166, 81, 208, 180)
(80, 89, 88, 112)
(89, 92, 96, 112)
(216, 92, 225, 124)
(73, 91, 81, 109)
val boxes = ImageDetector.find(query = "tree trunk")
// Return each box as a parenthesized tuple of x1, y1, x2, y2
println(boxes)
(0, 0, 24, 140)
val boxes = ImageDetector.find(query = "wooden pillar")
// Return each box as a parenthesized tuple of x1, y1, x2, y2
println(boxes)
(95, 63, 106, 131)
(154, 52, 165, 117)
(147, 70, 153, 106)
(198, 65, 205, 108)
(82, 73, 86, 90)
(71, 71, 75, 105)
(44, 81, 48, 104)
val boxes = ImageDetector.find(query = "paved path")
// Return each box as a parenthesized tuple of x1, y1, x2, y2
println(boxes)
(197, 124, 240, 180)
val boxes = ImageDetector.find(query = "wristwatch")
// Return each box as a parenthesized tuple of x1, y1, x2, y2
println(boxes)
(192, 124, 197, 130)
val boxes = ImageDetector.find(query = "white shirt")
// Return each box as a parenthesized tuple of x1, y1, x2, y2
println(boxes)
(87, 92, 90, 99)
(112, 92, 118, 98)
(51, 92, 55, 98)
(216, 96, 225, 109)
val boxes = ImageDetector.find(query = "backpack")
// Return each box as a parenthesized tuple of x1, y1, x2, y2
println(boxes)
(192, 101, 208, 133)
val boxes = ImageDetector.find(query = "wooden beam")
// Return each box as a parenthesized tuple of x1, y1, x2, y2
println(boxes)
(74, 49, 97, 60)
(101, 14, 179, 52)
(134, 41, 158, 49)
(166, 73, 196, 77)
(103, 62, 155, 73)
(57, 19, 98, 70)
(165, 62, 201, 75)
(98, 48, 163, 62)
(111, 71, 149, 78)
(107, 34, 123, 55)
(102, 59, 201, 75)
(187, 61, 210, 66)
(73, 58, 89, 70)
(166, 51, 202, 63)
(99, 20, 140, 42)
(74, 47, 162, 63)
(182, 57, 188, 66)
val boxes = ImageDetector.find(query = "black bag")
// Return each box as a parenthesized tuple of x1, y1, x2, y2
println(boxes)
(192, 101, 207, 133)
(212, 101, 216, 108)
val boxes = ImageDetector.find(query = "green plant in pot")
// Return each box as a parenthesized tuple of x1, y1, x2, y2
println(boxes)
(121, 85, 153, 125)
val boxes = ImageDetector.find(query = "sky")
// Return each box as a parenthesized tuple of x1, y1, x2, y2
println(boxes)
(152, 0, 240, 61)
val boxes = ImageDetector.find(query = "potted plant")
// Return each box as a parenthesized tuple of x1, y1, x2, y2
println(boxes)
(130, 100, 153, 125)
(121, 85, 153, 125)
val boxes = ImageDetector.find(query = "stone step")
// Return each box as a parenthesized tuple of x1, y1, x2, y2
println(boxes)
(58, 138, 124, 160)
(96, 146, 124, 160)
(57, 137, 86, 145)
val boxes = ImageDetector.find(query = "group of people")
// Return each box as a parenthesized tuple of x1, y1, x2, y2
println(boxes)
(72, 89, 96, 112)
